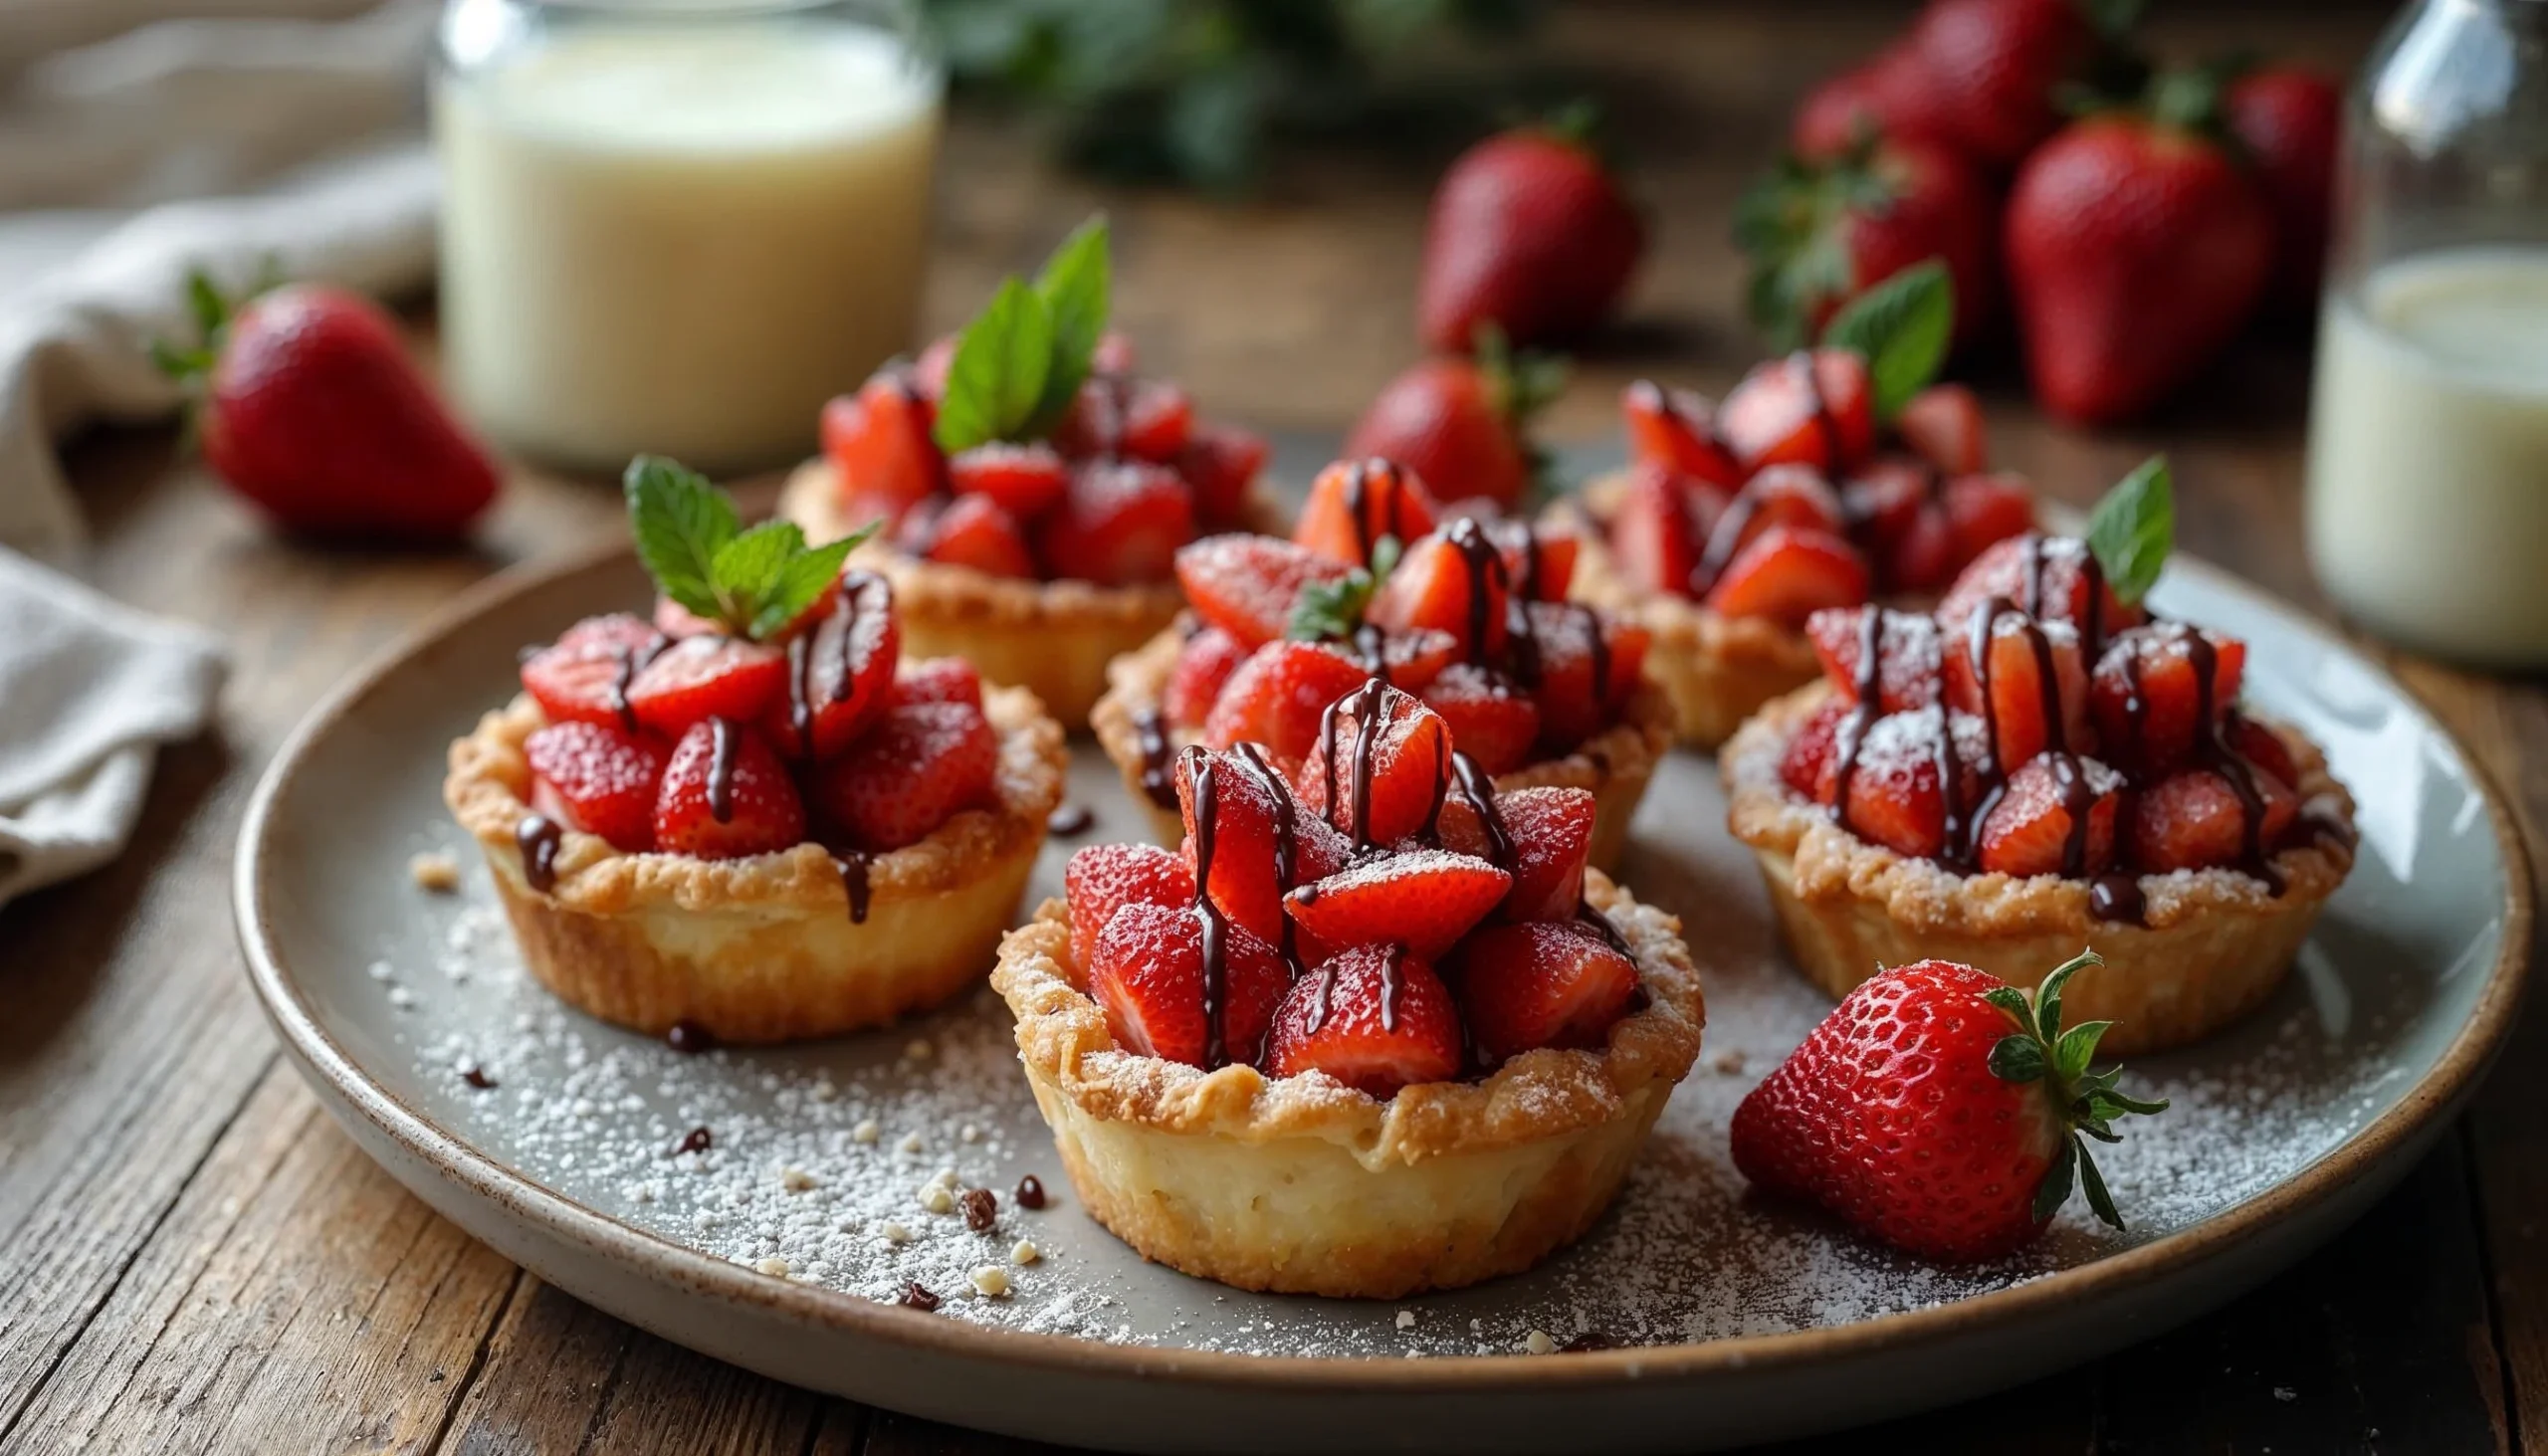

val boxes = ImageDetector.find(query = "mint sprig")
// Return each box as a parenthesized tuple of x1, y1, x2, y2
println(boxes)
(2085, 455, 2174, 605)
(935, 215, 1112, 453)
(624, 456, 873, 641)
(1980, 950, 2169, 1231)
(1288, 534, 1401, 643)
(1818, 259, 1954, 422)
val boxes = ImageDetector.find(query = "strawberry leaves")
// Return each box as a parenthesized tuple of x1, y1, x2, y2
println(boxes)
(1821, 259, 1955, 422)
(1984, 948, 2168, 1231)
(2086, 455, 2174, 604)
(626, 455, 873, 641)
(935, 215, 1112, 452)
(1288, 534, 1401, 643)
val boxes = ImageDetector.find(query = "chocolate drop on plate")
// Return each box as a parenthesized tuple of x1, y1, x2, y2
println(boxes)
(960, 1187, 997, 1231)
(674, 1126, 713, 1155)
(1047, 803, 1094, 836)
(665, 1019, 715, 1055)
(1014, 1174, 1047, 1209)
(897, 1282, 942, 1312)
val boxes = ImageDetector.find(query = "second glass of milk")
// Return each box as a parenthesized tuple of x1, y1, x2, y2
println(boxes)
(436, 0, 942, 473)
(2305, 0, 2548, 670)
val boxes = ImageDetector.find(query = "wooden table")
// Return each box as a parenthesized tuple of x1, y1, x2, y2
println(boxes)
(4, 4, 2535, 1452)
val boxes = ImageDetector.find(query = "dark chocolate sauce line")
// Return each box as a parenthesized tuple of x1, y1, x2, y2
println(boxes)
(1829, 608, 1886, 815)
(1792, 348, 1843, 474)
(1345, 682, 1388, 850)
(1046, 803, 1094, 835)
(2089, 874, 2147, 927)
(516, 814, 562, 894)
(2186, 631, 2284, 895)
(1353, 620, 1391, 686)
(1230, 740, 1306, 975)
(608, 632, 671, 733)
(1132, 709, 1179, 809)
(1448, 750, 1514, 871)
(1578, 901, 1632, 957)
(1182, 746, 1235, 1070)
(834, 851, 872, 924)
(1444, 519, 1507, 669)
(706, 717, 740, 823)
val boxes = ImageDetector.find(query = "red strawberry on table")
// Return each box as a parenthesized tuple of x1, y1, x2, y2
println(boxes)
(1732, 950, 2166, 1263)
(1264, 945, 1465, 1098)
(1738, 135, 1999, 351)
(157, 277, 499, 540)
(652, 719, 807, 860)
(524, 720, 669, 853)
(1342, 335, 1562, 512)
(1454, 920, 1640, 1065)
(2005, 87, 2275, 425)
(1089, 902, 1291, 1069)
(1909, 0, 2100, 169)
(2226, 66, 2342, 315)
(1064, 842, 1195, 969)
(814, 701, 999, 851)
(1417, 112, 1645, 352)
(1791, 38, 1958, 160)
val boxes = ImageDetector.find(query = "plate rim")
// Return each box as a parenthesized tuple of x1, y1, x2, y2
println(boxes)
(233, 532, 2536, 1393)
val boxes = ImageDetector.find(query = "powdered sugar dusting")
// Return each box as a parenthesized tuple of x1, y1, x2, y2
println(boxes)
(373, 747, 2423, 1359)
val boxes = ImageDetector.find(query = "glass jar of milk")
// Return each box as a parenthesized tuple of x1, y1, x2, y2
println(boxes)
(436, 0, 942, 473)
(2305, 0, 2548, 669)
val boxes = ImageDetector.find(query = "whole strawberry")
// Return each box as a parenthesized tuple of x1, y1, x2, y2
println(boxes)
(1739, 134, 1999, 352)
(157, 276, 500, 539)
(1909, 0, 2100, 168)
(2005, 77, 2274, 424)
(1342, 331, 1564, 510)
(1791, 39, 1959, 160)
(1732, 950, 2165, 1263)
(2226, 66, 2342, 314)
(1417, 110, 1644, 352)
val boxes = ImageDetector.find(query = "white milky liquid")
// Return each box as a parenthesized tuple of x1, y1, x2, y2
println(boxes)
(436, 25, 942, 471)
(2306, 247, 2548, 667)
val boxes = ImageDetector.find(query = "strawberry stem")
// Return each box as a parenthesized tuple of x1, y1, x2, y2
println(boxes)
(1984, 949, 2169, 1232)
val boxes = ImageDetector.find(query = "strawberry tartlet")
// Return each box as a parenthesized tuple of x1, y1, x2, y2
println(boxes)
(993, 728, 1705, 1298)
(1562, 271, 2038, 747)
(446, 459, 1067, 1043)
(1092, 456, 1673, 873)
(1722, 463, 2357, 1053)
(780, 217, 1277, 728)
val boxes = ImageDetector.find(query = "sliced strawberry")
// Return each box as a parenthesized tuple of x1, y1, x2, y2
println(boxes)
(1895, 382, 1988, 475)
(2088, 622, 2249, 777)
(1943, 607, 2092, 770)
(651, 719, 806, 860)
(2128, 764, 2298, 874)
(1089, 902, 1291, 1070)
(1297, 682, 1454, 848)
(892, 657, 983, 711)
(820, 375, 942, 512)
(1779, 697, 1851, 802)
(1200, 640, 1374, 761)
(1173, 745, 1353, 948)
(1522, 601, 1648, 750)
(1263, 945, 1463, 1098)
(1037, 460, 1195, 587)
(760, 571, 898, 760)
(1454, 920, 1639, 1064)
(520, 613, 668, 728)
(1504, 520, 1579, 602)
(1174, 423, 1269, 530)
(1419, 663, 1541, 775)
(1434, 784, 1597, 922)
(1354, 625, 1461, 694)
(912, 493, 1037, 578)
(524, 720, 669, 852)
(1064, 842, 1195, 970)
(1166, 625, 1250, 728)
(910, 334, 957, 398)
(1608, 461, 1701, 600)
(1366, 520, 1512, 661)
(812, 701, 998, 851)
(1284, 849, 1511, 961)
(1703, 524, 1871, 628)
(1173, 534, 1357, 651)
(1938, 532, 2142, 641)
(2226, 713, 2300, 790)
(1806, 605, 1945, 712)
(1293, 458, 1442, 568)
(1831, 707, 1988, 859)
(1975, 752, 2122, 878)
(1621, 379, 1746, 489)
(948, 441, 1069, 519)
(1841, 458, 1958, 594)
(625, 634, 787, 738)
(1942, 473, 2037, 572)
(1118, 379, 1194, 462)
(1716, 349, 1877, 475)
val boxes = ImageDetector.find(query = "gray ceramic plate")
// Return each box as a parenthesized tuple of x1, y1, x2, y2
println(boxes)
(236, 492, 2530, 1453)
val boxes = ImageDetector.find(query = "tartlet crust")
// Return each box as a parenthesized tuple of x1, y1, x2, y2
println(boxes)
(1723, 681, 2358, 1054)
(444, 677, 1068, 1043)
(1087, 621, 1674, 873)
(780, 459, 1282, 728)
(1550, 479, 1823, 750)
(989, 871, 1705, 1298)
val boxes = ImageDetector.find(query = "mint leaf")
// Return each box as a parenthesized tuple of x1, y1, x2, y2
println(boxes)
(2086, 456, 2173, 604)
(751, 531, 863, 640)
(934, 277, 1055, 453)
(1819, 259, 1953, 421)
(712, 520, 807, 624)
(1030, 216, 1110, 434)
(625, 455, 740, 622)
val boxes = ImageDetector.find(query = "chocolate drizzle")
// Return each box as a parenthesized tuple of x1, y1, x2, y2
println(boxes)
(2089, 874, 2147, 926)
(1132, 709, 1179, 809)
(1792, 348, 1842, 472)
(515, 814, 561, 893)
(1827, 607, 1885, 813)
(1230, 740, 1307, 973)
(1447, 750, 1513, 870)
(607, 632, 671, 732)
(1181, 746, 1237, 1070)
(2185, 632, 2284, 895)
(1014, 1174, 1047, 1209)
(706, 717, 740, 823)
(674, 1126, 713, 1155)
(1046, 803, 1094, 835)
(460, 1065, 497, 1090)
(1443, 518, 1510, 669)
(834, 851, 872, 924)
(1341, 458, 1413, 565)
(665, 1019, 714, 1055)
